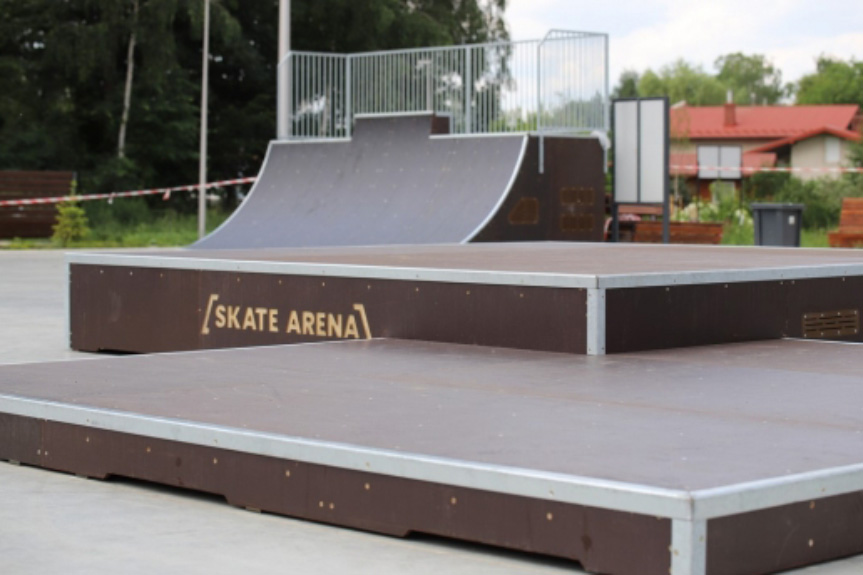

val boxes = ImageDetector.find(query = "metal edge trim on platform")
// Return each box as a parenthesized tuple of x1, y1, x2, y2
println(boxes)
(461, 135, 529, 243)
(66, 253, 599, 289)
(0, 393, 690, 519)
(691, 463, 863, 520)
(597, 264, 863, 288)
(66, 251, 863, 291)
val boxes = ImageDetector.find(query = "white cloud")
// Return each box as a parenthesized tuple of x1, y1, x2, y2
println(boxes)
(506, 0, 863, 88)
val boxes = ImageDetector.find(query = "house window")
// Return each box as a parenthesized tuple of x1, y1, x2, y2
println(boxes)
(825, 137, 841, 164)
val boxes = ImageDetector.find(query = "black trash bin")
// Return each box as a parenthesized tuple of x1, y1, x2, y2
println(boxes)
(751, 203, 805, 247)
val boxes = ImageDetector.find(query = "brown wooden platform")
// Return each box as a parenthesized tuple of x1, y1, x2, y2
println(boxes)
(68, 243, 863, 355)
(2, 338, 863, 575)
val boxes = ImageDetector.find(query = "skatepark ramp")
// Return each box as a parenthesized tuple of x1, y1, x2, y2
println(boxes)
(194, 113, 605, 249)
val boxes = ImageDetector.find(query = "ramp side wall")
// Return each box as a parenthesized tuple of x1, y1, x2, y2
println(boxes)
(471, 137, 606, 243)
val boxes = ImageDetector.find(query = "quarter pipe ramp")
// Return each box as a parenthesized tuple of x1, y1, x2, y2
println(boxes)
(194, 114, 604, 249)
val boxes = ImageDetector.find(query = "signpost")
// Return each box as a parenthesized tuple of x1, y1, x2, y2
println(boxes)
(611, 97, 670, 243)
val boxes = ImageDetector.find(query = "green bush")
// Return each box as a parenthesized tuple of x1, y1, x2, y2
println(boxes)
(773, 176, 863, 230)
(52, 202, 91, 246)
(743, 172, 791, 202)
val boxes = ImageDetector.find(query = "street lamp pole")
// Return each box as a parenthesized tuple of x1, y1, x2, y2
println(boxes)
(198, 0, 210, 239)
(277, 0, 291, 139)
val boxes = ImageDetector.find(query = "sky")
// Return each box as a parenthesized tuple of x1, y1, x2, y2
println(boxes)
(505, 0, 863, 92)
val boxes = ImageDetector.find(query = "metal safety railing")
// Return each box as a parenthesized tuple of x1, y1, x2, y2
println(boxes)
(277, 30, 609, 141)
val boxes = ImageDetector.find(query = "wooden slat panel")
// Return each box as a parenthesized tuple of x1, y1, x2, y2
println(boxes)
(0, 171, 73, 238)
(0, 171, 76, 195)
(830, 198, 863, 247)
(634, 221, 723, 245)
(618, 204, 663, 216)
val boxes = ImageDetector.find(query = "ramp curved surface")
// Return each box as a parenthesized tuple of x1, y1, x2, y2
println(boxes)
(195, 115, 527, 249)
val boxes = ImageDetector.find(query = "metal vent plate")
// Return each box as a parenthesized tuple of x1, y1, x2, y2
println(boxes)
(802, 309, 860, 339)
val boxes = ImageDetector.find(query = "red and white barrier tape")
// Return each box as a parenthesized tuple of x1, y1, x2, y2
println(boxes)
(671, 165, 863, 174)
(0, 177, 257, 208)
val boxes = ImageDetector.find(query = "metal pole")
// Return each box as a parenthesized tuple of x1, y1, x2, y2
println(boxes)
(345, 56, 352, 138)
(662, 97, 671, 245)
(465, 46, 472, 134)
(611, 100, 619, 242)
(198, 0, 210, 240)
(277, 0, 291, 139)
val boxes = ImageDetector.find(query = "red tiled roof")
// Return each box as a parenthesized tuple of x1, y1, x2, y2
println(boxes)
(670, 152, 777, 177)
(670, 104, 860, 140)
(747, 126, 861, 153)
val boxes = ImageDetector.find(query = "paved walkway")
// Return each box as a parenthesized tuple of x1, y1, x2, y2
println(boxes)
(0, 250, 860, 574)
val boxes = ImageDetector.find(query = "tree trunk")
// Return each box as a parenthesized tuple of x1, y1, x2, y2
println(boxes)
(117, 0, 139, 159)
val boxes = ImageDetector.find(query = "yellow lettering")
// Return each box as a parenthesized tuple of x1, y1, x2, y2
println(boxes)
(353, 303, 372, 339)
(286, 311, 300, 334)
(255, 308, 268, 331)
(201, 294, 220, 335)
(268, 309, 279, 333)
(227, 306, 241, 329)
(316, 312, 326, 336)
(302, 311, 315, 335)
(214, 305, 226, 328)
(344, 315, 359, 339)
(243, 308, 257, 331)
(327, 314, 342, 338)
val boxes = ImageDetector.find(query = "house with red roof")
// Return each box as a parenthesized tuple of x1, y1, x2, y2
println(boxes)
(669, 101, 861, 199)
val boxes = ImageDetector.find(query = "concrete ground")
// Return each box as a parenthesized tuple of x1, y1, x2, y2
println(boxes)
(0, 249, 861, 575)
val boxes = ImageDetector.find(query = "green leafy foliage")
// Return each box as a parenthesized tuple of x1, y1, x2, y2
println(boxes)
(796, 57, 863, 108)
(616, 52, 787, 105)
(638, 60, 725, 105)
(52, 201, 91, 245)
(0, 0, 508, 217)
(715, 53, 786, 105)
(612, 70, 639, 99)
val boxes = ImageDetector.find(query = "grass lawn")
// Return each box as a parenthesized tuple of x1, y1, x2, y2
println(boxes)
(721, 222, 833, 248)
(2, 208, 231, 249)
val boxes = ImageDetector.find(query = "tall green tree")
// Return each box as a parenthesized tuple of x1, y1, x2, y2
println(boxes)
(715, 52, 785, 105)
(638, 60, 725, 106)
(612, 70, 639, 99)
(0, 0, 510, 210)
(796, 57, 863, 108)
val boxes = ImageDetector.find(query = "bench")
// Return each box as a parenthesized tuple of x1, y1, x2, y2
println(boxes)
(604, 204, 665, 241)
(634, 221, 724, 244)
(0, 171, 76, 238)
(617, 203, 663, 217)
(828, 198, 863, 248)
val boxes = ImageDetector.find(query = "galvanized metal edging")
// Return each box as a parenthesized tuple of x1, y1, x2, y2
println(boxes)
(596, 264, 863, 289)
(690, 462, 863, 520)
(66, 253, 601, 289)
(0, 393, 691, 519)
(67, 252, 863, 291)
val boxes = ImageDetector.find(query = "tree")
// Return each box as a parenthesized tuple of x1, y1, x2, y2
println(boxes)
(638, 60, 725, 106)
(0, 0, 510, 213)
(796, 57, 863, 108)
(715, 53, 785, 105)
(612, 70, 639, 99)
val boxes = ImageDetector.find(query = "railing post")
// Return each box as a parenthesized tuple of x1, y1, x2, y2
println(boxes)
(465, 46, 472, 134)
(426, 57, 433, 113)
(537, 39, 544, 174)
(604, 33, 610, 132)
(345, 55, 352, 139)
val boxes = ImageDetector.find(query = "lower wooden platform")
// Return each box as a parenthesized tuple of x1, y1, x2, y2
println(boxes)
(2, 338, 863, 575)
